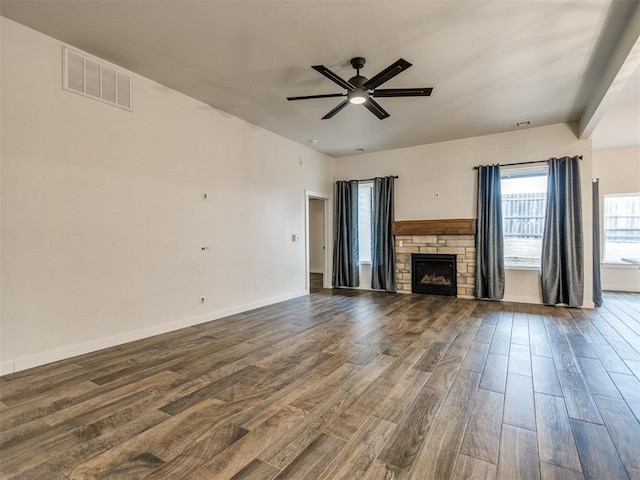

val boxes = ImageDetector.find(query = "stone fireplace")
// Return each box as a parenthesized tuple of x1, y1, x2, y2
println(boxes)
(412, 253, 457, 296)
(394, 219, 476, 298)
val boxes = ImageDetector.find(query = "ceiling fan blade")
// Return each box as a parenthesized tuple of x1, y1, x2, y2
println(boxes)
(362, 58, 412, 90)
(312, 65, 356, 91)
(287, 93, 346, 101)
(322, 99, 349, 119)
(363, 98, 390, 120)
(373, 87, 433, 97)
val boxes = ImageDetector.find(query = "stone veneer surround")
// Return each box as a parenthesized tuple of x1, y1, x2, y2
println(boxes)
(395, 234, 476, 298)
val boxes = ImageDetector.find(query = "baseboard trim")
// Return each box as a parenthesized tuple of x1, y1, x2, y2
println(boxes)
(603, 285, 640, 293)
(0, 290, 308, 375)
(309, 269, 324, 274)
(502, 295, 542, 305)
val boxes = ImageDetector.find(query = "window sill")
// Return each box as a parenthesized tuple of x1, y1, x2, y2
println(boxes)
(505, 265, 541, 271)
(360, 261, 372, 265)
(602, 262, 640, 269)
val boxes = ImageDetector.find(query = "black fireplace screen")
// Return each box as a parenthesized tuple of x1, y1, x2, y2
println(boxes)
(411, 254, 457, 296)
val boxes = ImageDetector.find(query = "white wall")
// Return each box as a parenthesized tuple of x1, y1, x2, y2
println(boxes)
(0, 18, 334, 373)
(335, 123, 594, 306)
(593, 146, 640, 292)
(309, 199, 325, 273)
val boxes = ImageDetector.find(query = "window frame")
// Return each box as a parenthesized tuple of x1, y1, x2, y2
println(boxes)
(602, 192, 640, 265)
(500, 166, 549, 270)
(358, 181, 374, 265)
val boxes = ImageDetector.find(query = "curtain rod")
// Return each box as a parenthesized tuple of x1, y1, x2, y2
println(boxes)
(355, 175, 399, 182)
(473, 155, 583, 170)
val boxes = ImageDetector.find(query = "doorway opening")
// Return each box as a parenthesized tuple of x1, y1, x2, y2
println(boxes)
(306, 191, 329, 293)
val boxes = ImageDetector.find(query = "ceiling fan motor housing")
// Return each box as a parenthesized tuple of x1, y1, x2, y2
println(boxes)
(348, 75, 368, 89)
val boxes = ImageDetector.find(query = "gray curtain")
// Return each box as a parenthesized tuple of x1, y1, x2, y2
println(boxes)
(475, 164, 505, 300)
(592, 179, 603, 307)
(332, 180, 360, 287)
(371, 176, 396, 292)
(541, 156, 583, 306)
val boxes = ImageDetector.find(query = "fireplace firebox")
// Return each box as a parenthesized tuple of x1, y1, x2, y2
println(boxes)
(411, 254, 457, 296)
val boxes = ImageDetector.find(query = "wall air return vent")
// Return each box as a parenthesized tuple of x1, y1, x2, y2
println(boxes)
(63, 46, 132, 111)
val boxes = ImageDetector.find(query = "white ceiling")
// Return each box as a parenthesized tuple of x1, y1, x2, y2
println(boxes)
(2, 0, 639, 157)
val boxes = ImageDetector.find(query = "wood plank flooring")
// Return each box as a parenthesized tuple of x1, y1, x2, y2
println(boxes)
(1, 278, 639, 479)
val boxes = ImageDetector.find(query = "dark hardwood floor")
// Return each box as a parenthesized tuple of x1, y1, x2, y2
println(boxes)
(1, 285, 639, 479)
(310, 273, 324, 293)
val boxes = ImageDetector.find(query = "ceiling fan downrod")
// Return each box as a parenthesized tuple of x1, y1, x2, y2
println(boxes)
(348, 57, 369, 104)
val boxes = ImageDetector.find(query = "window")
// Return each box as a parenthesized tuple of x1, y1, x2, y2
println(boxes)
(603, 193, 640, 262)
(501, 167, 548, 268)
(358, 182, 373, 263)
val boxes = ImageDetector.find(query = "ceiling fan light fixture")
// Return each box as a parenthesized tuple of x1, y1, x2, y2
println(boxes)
(348, 87, 368, 104)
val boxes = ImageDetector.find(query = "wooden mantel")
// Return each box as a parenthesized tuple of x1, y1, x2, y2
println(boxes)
(393, 218, 476, 236)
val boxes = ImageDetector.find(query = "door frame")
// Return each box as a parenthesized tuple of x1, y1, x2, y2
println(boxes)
(305, 190, 331, 292)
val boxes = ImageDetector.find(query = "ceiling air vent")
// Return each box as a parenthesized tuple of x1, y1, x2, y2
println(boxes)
(63, 46, 132, 111)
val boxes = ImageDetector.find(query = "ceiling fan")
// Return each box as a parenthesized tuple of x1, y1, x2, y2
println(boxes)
(287, 57, 432, 120)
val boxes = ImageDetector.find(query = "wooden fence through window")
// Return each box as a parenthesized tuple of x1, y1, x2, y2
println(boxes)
(502, 192, 546, 238)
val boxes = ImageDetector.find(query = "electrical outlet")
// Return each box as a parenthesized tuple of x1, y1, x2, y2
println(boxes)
(199, 297, 206, 304)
